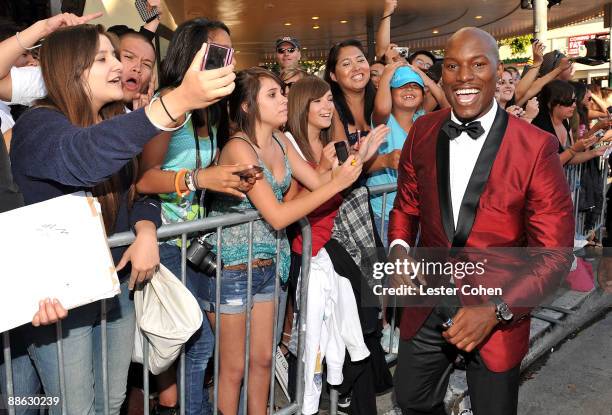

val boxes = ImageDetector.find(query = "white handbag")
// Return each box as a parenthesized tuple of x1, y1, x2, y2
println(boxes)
(132, 264, 203, 375)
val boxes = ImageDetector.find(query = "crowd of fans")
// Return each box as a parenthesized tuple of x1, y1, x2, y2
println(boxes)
(0, 0, 611, 414)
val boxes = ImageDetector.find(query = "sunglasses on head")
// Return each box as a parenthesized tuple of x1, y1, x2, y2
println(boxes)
(277, 47, 296, 54)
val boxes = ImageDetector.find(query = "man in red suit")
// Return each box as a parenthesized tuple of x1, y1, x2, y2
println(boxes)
(388, 27, 574, 415)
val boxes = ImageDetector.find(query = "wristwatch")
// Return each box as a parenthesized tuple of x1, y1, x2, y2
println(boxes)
(490, 296, 514, 324)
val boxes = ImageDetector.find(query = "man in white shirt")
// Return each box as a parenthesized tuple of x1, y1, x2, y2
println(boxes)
(387, 27, 574, 415)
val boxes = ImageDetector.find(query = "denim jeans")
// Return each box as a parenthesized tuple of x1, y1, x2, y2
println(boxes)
(23, 279, 135, 415)
(0, 326, 42, 415)
(159, 243, 214, 415)
(201, 264, 277, 314)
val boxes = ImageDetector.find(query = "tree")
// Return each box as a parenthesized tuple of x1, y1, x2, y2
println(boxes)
(498, 35, 532, 57)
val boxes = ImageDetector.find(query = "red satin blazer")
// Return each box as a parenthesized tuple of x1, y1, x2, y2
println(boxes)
(388, 107, 575, 372)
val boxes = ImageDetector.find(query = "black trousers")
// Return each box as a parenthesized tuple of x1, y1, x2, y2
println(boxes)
(394, 303, 520, 415)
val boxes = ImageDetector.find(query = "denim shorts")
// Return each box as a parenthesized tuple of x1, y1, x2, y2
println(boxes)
(201, 263, 278, 314)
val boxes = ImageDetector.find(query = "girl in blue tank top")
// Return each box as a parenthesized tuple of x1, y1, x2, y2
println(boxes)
(202, 68, 369, 414)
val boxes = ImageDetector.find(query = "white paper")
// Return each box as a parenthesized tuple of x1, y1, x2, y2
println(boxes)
(0, 192, 120, 333)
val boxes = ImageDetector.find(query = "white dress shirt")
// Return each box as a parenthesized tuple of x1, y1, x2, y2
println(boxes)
(390, 100, 498, 252)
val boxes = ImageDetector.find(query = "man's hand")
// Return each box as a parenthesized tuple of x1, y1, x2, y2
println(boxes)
(442, 303, 498, 352)
(597, 257, 612, 293)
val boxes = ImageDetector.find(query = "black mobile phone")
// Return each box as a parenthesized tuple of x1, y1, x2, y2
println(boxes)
(334, 141, 349, 165)
(134, 0, 160, 23)
(607, 106, 612, 115)
(594, 129, 605, 140)
(234, 165, 263, 178)
(201, 43, 234, 70)
(530, 38, 538, 44)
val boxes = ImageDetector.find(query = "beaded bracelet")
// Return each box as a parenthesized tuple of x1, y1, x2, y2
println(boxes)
(193, 167, 203, 190)
(184, 169, 197, 192)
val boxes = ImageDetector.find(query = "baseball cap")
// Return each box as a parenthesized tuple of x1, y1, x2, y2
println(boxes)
(390, 66, 425, 89)
(276, 36, 300, 49)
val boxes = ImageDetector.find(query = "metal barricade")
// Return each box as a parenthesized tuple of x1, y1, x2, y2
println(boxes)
(2, 158, 609, 415)
(1, 211, 312, 415)
(566, 157, 610, 239)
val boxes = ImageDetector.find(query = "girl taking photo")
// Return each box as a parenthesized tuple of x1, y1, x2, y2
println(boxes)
(10, 23, 236, 414)
(202, 67, 385, 414)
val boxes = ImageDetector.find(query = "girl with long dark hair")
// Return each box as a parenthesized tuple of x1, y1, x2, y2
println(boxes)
(10, 23, 236, 414)
(136, 18, 253, 414)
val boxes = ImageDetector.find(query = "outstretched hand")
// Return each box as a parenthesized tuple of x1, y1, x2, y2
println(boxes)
(356, 124, 390, 162)
(43, 12, 103, 35)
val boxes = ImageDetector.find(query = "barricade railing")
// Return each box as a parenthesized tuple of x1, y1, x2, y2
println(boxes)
(1, 211, 312, 415)
(2, 158, 609, 415)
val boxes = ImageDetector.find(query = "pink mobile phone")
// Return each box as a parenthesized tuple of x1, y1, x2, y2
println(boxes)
(201, 43, 234, 70)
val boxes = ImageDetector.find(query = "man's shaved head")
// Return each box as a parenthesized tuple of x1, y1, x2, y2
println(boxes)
(446, 27, 500, 65)
(442, 27, 503, 121)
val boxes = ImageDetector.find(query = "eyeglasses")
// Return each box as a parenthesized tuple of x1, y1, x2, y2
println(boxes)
(414, 58, 432, 70)
(558, 97, 576, 107)
(277, 47, 296, 54)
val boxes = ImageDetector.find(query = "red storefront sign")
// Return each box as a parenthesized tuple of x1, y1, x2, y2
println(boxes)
(567, 32, 608, 57)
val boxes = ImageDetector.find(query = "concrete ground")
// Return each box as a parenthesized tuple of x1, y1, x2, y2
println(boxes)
(374, 308, 612, 415)
(517, 308, 612, 415)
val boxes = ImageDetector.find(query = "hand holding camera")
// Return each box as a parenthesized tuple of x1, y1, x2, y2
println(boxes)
(530, 39, 545, 67)
(332, 154, 363, 191)
(173, 43, 236, 113)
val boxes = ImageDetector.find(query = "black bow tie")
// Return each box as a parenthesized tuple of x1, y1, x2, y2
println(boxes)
(442, 119, 485, 140)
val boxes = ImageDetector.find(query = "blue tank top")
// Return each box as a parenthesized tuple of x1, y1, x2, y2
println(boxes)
(159, 118, 217, 244)
(206, 135, 292, 282)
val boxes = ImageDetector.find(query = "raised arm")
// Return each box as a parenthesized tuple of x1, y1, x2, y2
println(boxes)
(0, 12, 102, 101)
(375, 0, 397, 60)
(220, 138, 363, 230)
(410, 63, 449, 110)
(13, 48, 237, 187)
(514, 40, 545, 104)
(141, 0, 162, 35)
(372, 61, 403, 126)
(516, 58, 572, 107)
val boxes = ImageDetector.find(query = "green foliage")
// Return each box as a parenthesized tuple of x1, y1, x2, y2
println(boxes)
(262, 59, 327, 75)
(498, 35, 532, 57)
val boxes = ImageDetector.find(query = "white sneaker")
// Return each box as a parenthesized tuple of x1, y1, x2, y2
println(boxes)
(381, 325, 400, 354)
(381, 324, 392, 353)
(391, 327, 400, 354)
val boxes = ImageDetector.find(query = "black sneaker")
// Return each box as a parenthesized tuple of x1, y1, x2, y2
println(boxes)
(337, 394, 351, 415)
(152, 404, 179, 415)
